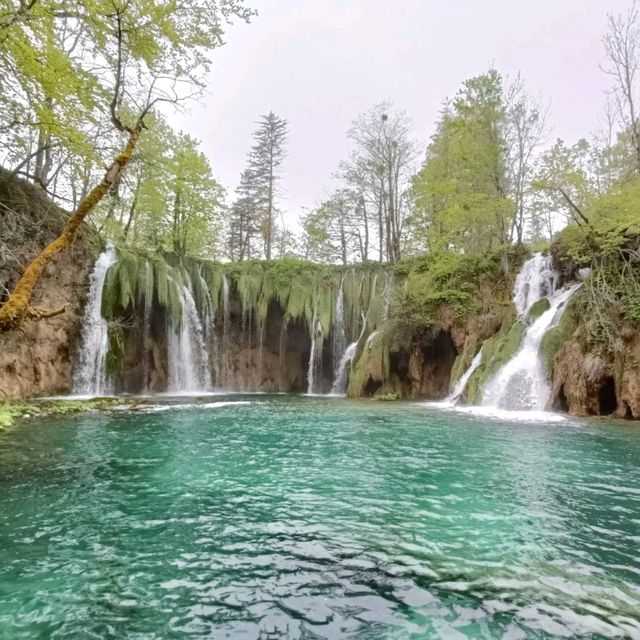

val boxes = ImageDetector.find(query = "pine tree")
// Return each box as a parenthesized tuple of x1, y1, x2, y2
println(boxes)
(246, 112, 288, 259)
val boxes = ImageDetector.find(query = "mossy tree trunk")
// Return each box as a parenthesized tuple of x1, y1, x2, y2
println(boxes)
(0, 125, 142, 334)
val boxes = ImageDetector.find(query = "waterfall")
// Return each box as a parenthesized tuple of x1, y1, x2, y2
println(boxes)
(513, 252, 557, 316)
(167, 284, 211, 393)
(332, 278, 346, 379)
(383, 272, 393, 320)
(196, 266, 217, 387)
(307, 309, 323, 394)
(278, 320, 288, 392)
(220, 275, 231, 387)
(141, 261, 153, 392)
(73, 245, 118, 396)
(330, 342, 357, 395)
(331, 311, 366, 395)
(481, 254, 580, 411)
(258, 323, 265, 390)
(447, 350, 483, 403)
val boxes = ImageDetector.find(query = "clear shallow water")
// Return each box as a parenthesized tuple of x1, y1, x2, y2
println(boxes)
(0, 397, 639, 639)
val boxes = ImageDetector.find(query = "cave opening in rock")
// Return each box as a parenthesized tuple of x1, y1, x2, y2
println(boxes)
(598, 376, 617, 415)
(555, 385, 569, 413)
(363, 375, 382, 397)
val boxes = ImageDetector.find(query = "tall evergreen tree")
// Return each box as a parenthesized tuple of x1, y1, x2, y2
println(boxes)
(226, 112, 288, 260)
(248, 112, 288, 259)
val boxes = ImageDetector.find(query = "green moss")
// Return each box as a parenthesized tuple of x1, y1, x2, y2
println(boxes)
(376, 392, 399, 402)
(0, 398, 124, 429)
(348, 330, 390, 397)
(465, 317, 525, 403)
(528, 297, 550, 321)
(540, 299, 579, 378)
(0, 402, 40, 428)
(449, 337, 479, 389)
(106, 325, 125, 376)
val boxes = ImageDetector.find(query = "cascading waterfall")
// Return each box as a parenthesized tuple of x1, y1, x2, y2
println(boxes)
(141, 261, 153, 392)
(74, 245, 118, 396)
(307, 308, 323, 394)
(196, 266, 217, 387)
(513, 252, 557, 316)
(167, 284, 211, 393)
(220, 275, 231, 387)
(447, 350, 483, 403)
(332, 278, 346, 372)
(383, 272, 393, 320)
(481, 255, 580, 411)
(330, 342, 357, 395)
(331, 311, 366, 395)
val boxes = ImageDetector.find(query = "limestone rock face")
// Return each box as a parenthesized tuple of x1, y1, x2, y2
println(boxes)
(0, 171, 93, 399)
(549, 329, 640, 419)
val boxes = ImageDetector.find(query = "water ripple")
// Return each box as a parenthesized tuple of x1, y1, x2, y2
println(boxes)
(0, 396, 639, 638)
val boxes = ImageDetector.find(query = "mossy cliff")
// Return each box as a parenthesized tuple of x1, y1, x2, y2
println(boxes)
(545, 222, 640, 418)
(2, 171, 639, 419)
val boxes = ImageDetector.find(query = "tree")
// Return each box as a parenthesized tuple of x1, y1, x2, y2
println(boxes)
(248, 112, 288, 259)
(225, 112, 288, 260)
(345, 103, 416, 262)
(603, 0, 640, 173)
(0, 0, 253, 332)
(505, 75, 548, 245)
(301, 191, 365, 265)
(532, 138, 594, 229)
(411, 71, 512, 260)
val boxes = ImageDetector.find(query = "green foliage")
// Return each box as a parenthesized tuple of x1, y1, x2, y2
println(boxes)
(394, 248, 516, 329)
(411, 70, 512, 255)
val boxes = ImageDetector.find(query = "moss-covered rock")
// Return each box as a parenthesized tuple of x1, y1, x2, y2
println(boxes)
(540, 299, 579, 379)
(464, 317, 525, 403)
(106, 325, 125, 376)
(0, 402, 41, 428)
(375, 392, 399, 402)
(0, 398, 125, 429)
(527, 297, 550, 321)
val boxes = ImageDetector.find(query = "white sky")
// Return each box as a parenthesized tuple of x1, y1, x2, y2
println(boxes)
(174, 0, 630, 225)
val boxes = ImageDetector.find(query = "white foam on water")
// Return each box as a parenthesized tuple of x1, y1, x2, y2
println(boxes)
(420, 401, 568, 424)
(140, 401, 254, 413)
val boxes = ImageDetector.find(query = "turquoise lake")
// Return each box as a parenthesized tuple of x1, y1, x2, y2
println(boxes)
(0, 396, 639, 638)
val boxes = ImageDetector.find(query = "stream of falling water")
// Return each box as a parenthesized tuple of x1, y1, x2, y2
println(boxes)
(141, 261, 153, 392)
(481, 254, 580, 411)
(73, 245, 118, 396)
(307, 308, 322, 394)
(221, 275, 231, 388)
(166, 284, 211, 393)
(332, 278, 346, 376)
(446, 350, 483, 403)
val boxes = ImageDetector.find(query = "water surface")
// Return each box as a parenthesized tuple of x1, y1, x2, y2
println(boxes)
(0, 396, 639, 638)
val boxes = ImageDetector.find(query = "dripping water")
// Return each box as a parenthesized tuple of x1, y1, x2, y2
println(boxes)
(446, 350, 482, 403)
(167, 283, 211, 393)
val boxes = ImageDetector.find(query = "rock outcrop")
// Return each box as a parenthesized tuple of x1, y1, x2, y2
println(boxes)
(0, 170, 94, 399)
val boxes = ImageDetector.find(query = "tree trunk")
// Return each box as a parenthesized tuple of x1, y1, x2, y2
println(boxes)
(0, 125, 142, 333)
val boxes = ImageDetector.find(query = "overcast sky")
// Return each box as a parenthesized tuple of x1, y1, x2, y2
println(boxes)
(174, 0, 630, 224)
